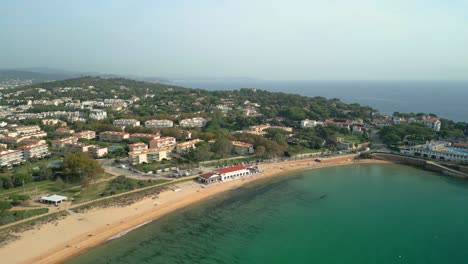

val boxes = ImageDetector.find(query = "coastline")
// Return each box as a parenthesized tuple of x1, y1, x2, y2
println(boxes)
(0, 156, 390, 264)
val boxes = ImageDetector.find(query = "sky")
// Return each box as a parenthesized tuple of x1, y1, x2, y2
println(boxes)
(1, 0, 468, 80)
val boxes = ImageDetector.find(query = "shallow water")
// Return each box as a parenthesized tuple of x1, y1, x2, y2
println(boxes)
(68, 164, 468, 264)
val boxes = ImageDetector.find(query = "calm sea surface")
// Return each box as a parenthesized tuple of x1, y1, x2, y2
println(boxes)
(68, 164, 468, 264)
(173, 80, 468, 122)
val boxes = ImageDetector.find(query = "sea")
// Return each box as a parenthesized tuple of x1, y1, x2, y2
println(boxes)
(172, 80, 468, 122)
(68, 164, 468, 264)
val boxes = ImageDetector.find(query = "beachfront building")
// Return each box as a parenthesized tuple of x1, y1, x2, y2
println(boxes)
(99, 131, 130, 142)
(179, 117, 207, 128)
(197, 172, 221, 184)
(113, 119, 140, 128)
(128, 142, 148, 153)
(301, 119, 323, 128)
(197, 165, 254, 184)
(145, 119, 174, 128)
(39, 194, 67, 205)
(402, 141, 468, 162)
(51, 137, 79, 148)
(74, 130, 96, 140)
(175, 139, 203, 154)
(232, 141, 254, 155)
(19, 144, 50, 160)
(149, 137, 176, 149)
(0, 150, 24, 167)
(128, 148, 169, 165)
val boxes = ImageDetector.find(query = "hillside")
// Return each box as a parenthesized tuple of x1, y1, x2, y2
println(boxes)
(9, 76, 375, 122)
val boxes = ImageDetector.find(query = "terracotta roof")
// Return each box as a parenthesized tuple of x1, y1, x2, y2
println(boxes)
(199, 172, 217, 179)
(218, 165, 248, 174)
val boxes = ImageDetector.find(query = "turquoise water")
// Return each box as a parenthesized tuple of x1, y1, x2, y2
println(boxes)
(107, 146, 122, 151)
(48, 161, 62, 167)
(68, 164, 468, 264)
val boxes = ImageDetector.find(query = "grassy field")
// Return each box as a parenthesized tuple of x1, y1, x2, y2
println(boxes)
(0, 208, 49, 226)
(0, 173, 113, 201)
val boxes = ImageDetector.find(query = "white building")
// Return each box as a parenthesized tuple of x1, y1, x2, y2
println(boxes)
(20, 144, 50, 160)
(145, 119, 174, 128)
(113, 119, 140, 127)
(301, 119, 323, 128)
(0, 149, 24, 167)
(402, 141, 468, 162)
(179, 117, 207, 128)
(89, 109, 108, 120)
(198, 165, 254, 184)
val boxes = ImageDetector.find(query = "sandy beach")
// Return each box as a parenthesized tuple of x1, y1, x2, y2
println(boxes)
(0, 156, 389, 264)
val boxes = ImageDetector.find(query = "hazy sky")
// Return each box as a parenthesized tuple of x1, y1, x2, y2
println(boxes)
(1, 0, 467, 80)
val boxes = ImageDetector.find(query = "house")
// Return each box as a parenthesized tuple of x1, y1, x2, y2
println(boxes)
(113, 119, 140, 127)
(74, 130, 96, 140)
(145, 119, 174, 128)
(324, 119, 352, 130)
(19, 144, 50, 160)
(179, 117, 207, 128)
(99, 131, 130, 142)
(232, 141, 254, 154)
(0, 149, 24, 167)
(301, 119, 323, 128)
(417, 117, 441, 131)
(128, 142, 148, 153)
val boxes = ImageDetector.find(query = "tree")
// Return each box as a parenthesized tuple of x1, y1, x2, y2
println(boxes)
(61, 152, 104, 184)
(212, 137, 233, 157)
(192, 142, 213, 161)
(255, 146, 266, 157)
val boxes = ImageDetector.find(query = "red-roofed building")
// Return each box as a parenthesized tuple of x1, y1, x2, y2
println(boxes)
(197, 172, 221, 184)
(128, 142, 148, 153)
(19, 144, 50, 160)
(218, 165, 251, 181)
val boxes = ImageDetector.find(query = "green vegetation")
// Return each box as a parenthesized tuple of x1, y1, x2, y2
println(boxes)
(380, 123, 435, 146)
(101, 176, 168, 196)
(60, 152, 104, 184)
(0, 208, 49, 226)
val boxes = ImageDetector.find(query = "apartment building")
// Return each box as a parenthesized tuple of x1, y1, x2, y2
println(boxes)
(179, 117, 207, 128)
(19, 144, 50, 160)
(128, 148, 169, 165)
(74, 130, 96, 140)
(149, 137, 176, 149)
(0, 150, 24, 167)
(99, 131, 130, 142)
(113, 119, 140, 127)
(145, 119, 174, 128)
